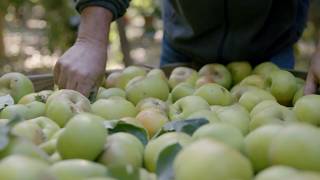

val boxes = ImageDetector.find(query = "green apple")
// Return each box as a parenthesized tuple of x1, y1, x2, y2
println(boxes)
(250, 100, 278, 118)
(169, 95, 210, 120)
(46, 89, 92, 127)
(0, 104, 28, 120)
(168, 67, 199, 88)
(117, 66, 147, 89)
(85, 178, 116, 180)
(97, 87, 125, 100)
(230, 85, 260, 101)
(293, 95, 320, 126)
(139, 168, 157, 180)
(249, 104, 297, 131)
(0, 155, 53, 180)
(244, 124, 283, 172)
(136, 109, 169, 138)
(173, 139, 253, 180)
(49, 159, 108, 180)
(198, 63, 232, 89)
(266, 70, 297, 106)
(18, 90, 53, 104)
(144, 132, 191, 172)
(147, 68, 168, 82)
(253, 62, 279, 78)
(227, 61, 252, 85)
(292, 86, 304, 105)
(0, 72, 34, 103)
(126, 75, 170, 105)
(239, 75, 267, 89)
(187, 110, 220, 123)
(57, 113, 107, 160)
(120, 117, 144, 127)
(25, 101, 46, 119)
(0, 136, 49, 161)
(215, 104, 250, 135)
(238, 88, 276, 111)
(269, 123, 320, 171)
(39, 128, 64, 155)
(194, 83, 233, 106)
(98, 132, 144, 168)
(193, 123, 244, 152)
(92, 97, 137, 120)
(292, 172, 320, 180)
(171, 82, 195, 103)
(136, 97, 168, 114)
(105, 71, 122, 88)
(254, 166, 298, 180)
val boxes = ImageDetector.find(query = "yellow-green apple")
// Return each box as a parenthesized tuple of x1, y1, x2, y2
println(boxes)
(144, 132, 191, 172)
(169, 95, 210, 120)
(168, 67, 198, 88)
(25, 101, 46, 119)
(187, 110, 220, 123)
(198, 63, 232, 89)
(227, 61, 252, 85)
(269, 123, 320, 171)
(293, 95, 320, 126)
(0, 155, 53, 180)
(57, 113, 107, 160)
(250, 100, 278, 118)
(238, 88, 276, 111)
(136, 109, 169, 138)
(126, 75, 170, 105)
(254, 166, 299, 180)
(12, 116, 60, 145)
(49, 159, 108, 180)
(171, 82, 195, 103)
(39, 128, 64, 155)
(96, 87, 125, 100)
(92, 97, 137, 120)
(0, 104, 28, 120)
(239, 75, 267, 89)
(230, 84, 259, 98)
(244, 124, 283, 172)
(0, 136, 49, 161)
(18, 90, 53, 104)
(105, 71, 122, 88)
(194, 83, 233, 106)
(253, 62, 279, 78)
(0, 72, 34, 103)
(173, 139, 253, 180)
(292, 86, 304, 105)
(265, 70, 297, 106)
(117, 66, 147, 89)
(98, 132, 144, 168)
(249, 103, 297, 131)
(215, 104, 250, 135)
(193, 123, 244, 152)
(147, 68, 168, 82)
(136, 97, 168, 114)
(45, 89, 92, 127)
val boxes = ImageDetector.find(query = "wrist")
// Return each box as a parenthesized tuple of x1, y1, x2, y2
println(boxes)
(77, 6, 113, 48)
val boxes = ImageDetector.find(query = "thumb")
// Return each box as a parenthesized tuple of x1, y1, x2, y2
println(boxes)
(304, 72, 318, 95)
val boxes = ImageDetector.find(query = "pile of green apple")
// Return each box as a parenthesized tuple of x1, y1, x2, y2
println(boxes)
(0, 61, 320, 180)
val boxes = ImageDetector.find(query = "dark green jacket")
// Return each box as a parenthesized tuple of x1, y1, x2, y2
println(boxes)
(75, 0, 309, 64)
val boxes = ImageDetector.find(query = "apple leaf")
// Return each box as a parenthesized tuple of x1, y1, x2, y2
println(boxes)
(156, 143, 182, 180)
(108, 165, 140, 180)
(105, 120, 149, 146)
(153, 118, 209, 138)
(0, 94, 14, 111)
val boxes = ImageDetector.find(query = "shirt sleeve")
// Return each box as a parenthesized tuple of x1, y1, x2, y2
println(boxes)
(75, 0, 131, 20)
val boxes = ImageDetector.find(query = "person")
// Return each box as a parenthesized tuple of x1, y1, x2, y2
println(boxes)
(54, 0, 319, 97)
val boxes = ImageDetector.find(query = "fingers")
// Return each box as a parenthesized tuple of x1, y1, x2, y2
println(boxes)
(75, 77, 95, 97)
(304, 72, 318, 95)
(53, 61, 61, 85)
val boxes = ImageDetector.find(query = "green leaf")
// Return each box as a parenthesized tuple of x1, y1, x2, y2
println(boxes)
(156, 143, 182, 180)
(153, 118, 209, 138)
(105, 120, 149, 146)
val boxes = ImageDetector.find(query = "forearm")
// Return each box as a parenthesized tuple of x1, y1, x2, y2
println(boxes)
(77, 6, 113, 49)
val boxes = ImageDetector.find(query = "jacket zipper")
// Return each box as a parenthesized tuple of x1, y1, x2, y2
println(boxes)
(218, 0, 229, 59)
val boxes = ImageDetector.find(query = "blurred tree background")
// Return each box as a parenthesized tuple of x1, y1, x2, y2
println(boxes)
(0, 0, 319, 75)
